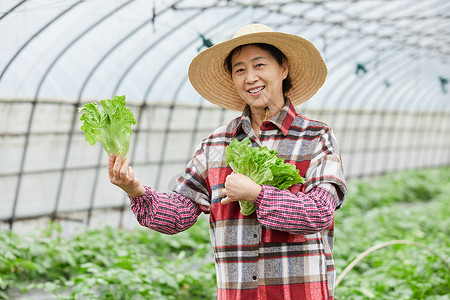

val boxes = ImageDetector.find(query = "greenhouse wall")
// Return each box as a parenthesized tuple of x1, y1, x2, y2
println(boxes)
(1, 101, 449, 232)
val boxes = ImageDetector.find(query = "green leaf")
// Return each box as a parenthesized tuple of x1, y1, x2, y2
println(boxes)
(78, 95, 137, 156)
(0, 290, 8, 299)
(0, 277, 8, 290)
(225, 137, 305, 215)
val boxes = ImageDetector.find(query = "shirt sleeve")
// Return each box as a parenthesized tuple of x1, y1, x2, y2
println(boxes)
(252, 122, 347, 235)
(129, 186, 202, 235)
(304, 125, 347, 208)
(253, 183, 338, 235)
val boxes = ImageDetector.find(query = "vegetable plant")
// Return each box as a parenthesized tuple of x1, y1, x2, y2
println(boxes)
(78, 95, 137, 156)
(1, 167, 448, 299)
(225, 137, 305, 215)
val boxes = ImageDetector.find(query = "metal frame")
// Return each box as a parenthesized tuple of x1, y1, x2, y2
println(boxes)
(1, 0, 449, 230)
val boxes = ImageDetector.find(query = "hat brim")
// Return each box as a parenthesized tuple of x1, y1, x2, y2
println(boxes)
(188, 31, 327, 111)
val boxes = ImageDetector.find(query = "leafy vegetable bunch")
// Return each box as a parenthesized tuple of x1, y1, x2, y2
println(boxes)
(225, 137, 305, 216)
(78, 95, 137, 156)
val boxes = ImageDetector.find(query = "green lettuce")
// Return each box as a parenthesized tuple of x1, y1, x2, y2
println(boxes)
(225, 137, 305, 216)
(78, 95, 137, 156)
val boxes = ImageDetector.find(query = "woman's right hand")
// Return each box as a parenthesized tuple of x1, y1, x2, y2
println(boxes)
(108, 153, 146, 197)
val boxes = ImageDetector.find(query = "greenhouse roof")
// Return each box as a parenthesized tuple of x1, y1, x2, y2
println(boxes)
(0, 0, 449, 110)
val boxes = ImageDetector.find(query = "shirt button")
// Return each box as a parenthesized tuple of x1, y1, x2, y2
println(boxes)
(253, 234, 258, 238)
(253, 276, 257, 280)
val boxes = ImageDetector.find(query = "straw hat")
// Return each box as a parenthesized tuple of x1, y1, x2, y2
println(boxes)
(188, 24, 327, 111)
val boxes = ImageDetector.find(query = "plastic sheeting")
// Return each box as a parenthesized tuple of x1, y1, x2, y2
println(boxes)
(1, 0, 449, 230)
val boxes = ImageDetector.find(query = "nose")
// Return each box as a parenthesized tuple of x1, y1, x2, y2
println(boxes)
(246, 68, 258, 84)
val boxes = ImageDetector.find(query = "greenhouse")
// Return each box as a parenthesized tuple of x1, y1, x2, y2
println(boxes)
(0, 0, 449, 299)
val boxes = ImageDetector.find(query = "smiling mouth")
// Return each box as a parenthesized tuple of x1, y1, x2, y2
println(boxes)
(248, 86, 265, 94)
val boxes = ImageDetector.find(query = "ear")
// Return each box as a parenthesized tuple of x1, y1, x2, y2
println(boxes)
(281, 58, 289, 80)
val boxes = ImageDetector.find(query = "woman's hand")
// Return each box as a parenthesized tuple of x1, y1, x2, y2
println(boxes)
(108, 153, 146, 197)
(221, 172, 262, 205)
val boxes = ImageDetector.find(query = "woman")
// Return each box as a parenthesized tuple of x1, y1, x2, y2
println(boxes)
(109, 24, 347, 300)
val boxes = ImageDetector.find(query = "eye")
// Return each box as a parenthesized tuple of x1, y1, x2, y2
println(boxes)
(234, 68, 244, 74)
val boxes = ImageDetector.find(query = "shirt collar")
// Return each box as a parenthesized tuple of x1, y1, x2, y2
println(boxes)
(231, 97, 296, 137)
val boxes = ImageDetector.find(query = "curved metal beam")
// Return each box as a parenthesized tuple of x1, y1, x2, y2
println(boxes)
(341, 54, 416, 178)
(0, 0, 27, 22)
(90, 4, 209, 226)
(0, 0, 84, 84)
(150, 8, 256, 190)
(7, 0, 84, 230)
(29, 0, 137, 224)
(385, 80, 441, 173)
(363, 63, 427, 172)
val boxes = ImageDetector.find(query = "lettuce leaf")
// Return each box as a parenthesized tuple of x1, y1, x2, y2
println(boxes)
(225, 137, 305, 216)
(78, 95, 137, 156)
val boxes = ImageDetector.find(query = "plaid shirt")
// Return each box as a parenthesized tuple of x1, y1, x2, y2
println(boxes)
(129, 99, 347, 300)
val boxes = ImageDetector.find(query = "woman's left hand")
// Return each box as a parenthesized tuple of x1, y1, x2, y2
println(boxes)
(221, 172, 262, 205)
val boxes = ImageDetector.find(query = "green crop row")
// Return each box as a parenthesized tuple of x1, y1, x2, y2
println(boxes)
(0, 215, 215, 299)
(334, 167, 450, 299)
(0, 167, 449, 299)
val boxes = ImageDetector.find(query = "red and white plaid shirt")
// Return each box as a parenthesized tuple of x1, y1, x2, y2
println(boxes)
(130, 99, 347, 299)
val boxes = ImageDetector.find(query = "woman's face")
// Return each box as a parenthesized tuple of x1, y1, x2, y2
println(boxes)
(230, 44, 288, 111)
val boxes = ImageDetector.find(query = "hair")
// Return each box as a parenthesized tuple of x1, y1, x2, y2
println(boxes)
(224, 43, 293, 94)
